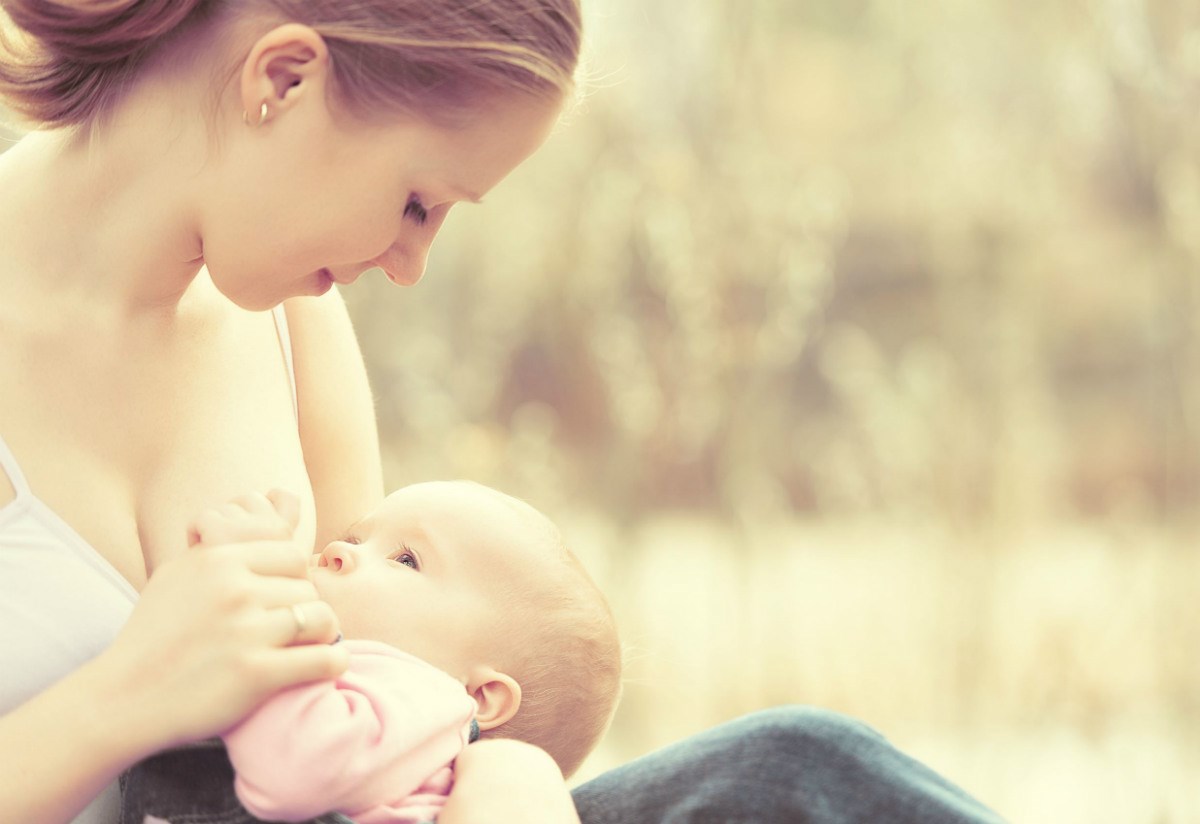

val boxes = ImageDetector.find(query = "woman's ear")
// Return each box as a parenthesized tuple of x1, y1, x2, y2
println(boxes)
(467, 668, 522, 731)
(239, 23, 330, 123)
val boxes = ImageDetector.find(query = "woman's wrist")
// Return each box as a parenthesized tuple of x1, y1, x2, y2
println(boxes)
(73, 646, 177, 762)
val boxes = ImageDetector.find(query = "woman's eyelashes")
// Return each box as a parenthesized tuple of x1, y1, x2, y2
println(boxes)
(404, 195, 428, 225)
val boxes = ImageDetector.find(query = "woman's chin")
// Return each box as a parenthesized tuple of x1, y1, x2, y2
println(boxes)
(204, 264, 338, 310)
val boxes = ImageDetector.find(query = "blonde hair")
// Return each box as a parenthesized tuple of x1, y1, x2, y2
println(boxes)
(0, 0, 581, 127)
(466, 486, 621, 778)
(482, 546, 622, 778)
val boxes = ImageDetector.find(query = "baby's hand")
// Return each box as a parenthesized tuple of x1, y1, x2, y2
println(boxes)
(188, 489, 301, 549)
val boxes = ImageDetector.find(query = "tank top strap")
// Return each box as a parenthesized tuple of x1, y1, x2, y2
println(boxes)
(271, 304, 299, 422)
(0, 432, 31, 499)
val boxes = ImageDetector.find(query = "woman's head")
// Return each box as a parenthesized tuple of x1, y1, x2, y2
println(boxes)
(0, 1, 582, 308)
(0, 0, 582, 128)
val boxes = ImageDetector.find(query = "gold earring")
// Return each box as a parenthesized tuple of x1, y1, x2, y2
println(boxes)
(243, 101, 269, 127)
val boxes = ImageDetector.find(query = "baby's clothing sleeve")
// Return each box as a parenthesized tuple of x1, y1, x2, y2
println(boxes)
(222, 639, 476, 824)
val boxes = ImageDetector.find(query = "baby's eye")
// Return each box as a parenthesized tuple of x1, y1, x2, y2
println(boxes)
(391, 546, 419, 570)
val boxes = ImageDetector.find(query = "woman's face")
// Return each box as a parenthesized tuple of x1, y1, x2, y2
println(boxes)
(201, 92, 563, 310)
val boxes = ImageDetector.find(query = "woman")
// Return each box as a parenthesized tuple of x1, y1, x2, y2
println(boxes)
(0, 1, 1004, 822)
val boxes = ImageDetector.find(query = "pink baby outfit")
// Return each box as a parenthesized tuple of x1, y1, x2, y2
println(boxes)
(223, 639, 477, 823)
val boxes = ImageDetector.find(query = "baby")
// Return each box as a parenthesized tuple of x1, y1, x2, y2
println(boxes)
(189, 481, 622, 824)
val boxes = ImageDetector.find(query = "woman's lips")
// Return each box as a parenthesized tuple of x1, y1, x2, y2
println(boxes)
(313, 268, 334, 295)
(318, 266, 418, 288)
(322, 268, 358, 286)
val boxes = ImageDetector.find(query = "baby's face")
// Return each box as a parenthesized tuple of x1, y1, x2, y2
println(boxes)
(308, 481, 550, 680)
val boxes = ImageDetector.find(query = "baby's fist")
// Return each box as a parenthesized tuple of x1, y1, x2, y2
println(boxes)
(188, 489, 301, 548)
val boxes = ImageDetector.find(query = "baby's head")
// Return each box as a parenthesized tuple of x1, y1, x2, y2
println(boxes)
(309, 480, 621, 777)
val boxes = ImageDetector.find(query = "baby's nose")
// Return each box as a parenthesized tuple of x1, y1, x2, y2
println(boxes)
(318, 542, 357, 572)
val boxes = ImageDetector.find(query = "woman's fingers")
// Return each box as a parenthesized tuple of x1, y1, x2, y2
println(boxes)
(258, 643, 351, 693)
(229, 541, 310, 578)
(255, 576, 322, 608)
(276, 600, 340, 646)
(202, 544, 338, 641)
(108, 535, 346, 746)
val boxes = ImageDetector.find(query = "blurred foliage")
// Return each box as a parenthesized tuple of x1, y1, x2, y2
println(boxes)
(5, 0, 1200, 819)
(341, 5, 1200, 818)
(351, 0, 1200, 535)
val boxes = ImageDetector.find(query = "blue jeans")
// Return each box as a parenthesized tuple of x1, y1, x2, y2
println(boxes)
(571, 707, 1007, 823)
(121, 706, 1005, 823)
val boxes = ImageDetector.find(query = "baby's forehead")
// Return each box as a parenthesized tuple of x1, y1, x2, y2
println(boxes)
(380, 479, 526, 516)
(378, 480, 562, 554)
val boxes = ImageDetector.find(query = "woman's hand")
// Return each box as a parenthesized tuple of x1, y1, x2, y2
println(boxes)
(440, 739, 581, 824)
(0, 493, 348, 824)
(102, 492, 347, 751)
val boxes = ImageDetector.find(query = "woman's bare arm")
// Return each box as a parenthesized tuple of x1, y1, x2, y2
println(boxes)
(285, 291, 385, 549)
(0, 653, 162, 823)
(0, 540, 347, 823)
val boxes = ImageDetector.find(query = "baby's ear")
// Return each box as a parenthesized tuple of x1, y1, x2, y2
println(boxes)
(466, 668, 522, 731)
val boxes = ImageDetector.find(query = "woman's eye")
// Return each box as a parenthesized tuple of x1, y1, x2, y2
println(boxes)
(404, 196, 428, 225)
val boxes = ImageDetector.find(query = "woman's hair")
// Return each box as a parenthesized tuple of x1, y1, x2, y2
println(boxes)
(0, 0, 582, 127)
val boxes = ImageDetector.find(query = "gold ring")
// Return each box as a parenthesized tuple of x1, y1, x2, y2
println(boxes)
(290, 603, 307, 639)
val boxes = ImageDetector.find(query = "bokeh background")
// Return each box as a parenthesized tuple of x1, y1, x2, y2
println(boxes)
(4, 1, 1195, 821)
(344, 2, 1200, 822)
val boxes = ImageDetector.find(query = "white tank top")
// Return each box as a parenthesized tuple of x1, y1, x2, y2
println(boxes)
(0, 433, 137, 823)
(0, 305, 298, 824)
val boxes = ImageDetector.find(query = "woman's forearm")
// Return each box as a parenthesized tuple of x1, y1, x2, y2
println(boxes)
(0, 652, 161, 824)
(0, 535, 348, 823)
(441, 739, 581, 824)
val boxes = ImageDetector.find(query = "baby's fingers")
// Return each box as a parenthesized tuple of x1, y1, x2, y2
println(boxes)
(266, 489, 301, 532)
(229, 492, 278, 518)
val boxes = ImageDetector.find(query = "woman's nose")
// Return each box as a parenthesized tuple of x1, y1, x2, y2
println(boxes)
(375, 204, 453, 286)
(318, 542, 359, 572)
(374, 244, 430, 287)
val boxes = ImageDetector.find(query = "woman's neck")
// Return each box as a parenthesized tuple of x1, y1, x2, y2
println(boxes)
(0, 76, 214, 321)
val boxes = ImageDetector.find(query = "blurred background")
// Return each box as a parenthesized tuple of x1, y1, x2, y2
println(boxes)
(3, 0, 1195, 820)
(345, 1, 1200, 821)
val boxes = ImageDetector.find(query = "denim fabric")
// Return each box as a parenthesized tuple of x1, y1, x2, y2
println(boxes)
(119, 718, 479, 824)
(123, 706, 1006, 824)
(118, 739, 356, 824)
(571, 706, 1009, 824)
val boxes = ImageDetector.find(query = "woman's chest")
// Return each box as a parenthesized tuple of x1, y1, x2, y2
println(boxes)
(0, 306, 316, 591)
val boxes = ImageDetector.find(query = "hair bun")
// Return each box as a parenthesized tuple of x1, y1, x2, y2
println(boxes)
(2, 0, 205, 65)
